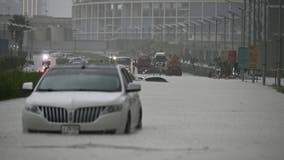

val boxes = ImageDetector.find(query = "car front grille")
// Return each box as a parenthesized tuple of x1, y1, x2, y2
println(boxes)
(38, 106, 106, 123)
(74, 106, 106, 123)
(39, 106, 68, 123)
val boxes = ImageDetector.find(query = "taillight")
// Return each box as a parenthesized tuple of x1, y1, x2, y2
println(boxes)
(39, 67, 48, 74)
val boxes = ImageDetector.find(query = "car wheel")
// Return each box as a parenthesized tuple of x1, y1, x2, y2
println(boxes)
(124, 111, 131, 134)
(136, 108, 142, 129)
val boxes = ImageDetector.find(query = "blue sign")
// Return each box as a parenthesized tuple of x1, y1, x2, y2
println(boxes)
(238, 47, 248, 69)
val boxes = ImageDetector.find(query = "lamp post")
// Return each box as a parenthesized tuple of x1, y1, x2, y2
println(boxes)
(203, 17, 217, 61)
(263, 0, 268, 86)
(213, 16, 223, 57)
(248, 0, 252, 46)
(228, 10, 241, 50)
(203, 18, 215, 48)
(277, 0, 282, 88)
(196, 19, 206, 62)
(238, 7, 246, 47)
(223, 16, 228, 50)
(72, 27, 80, 54)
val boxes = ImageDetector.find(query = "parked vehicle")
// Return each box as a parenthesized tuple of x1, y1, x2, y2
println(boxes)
(22, 64, 143, 134)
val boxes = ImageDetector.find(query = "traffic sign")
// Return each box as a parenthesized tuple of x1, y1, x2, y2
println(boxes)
(248, 46, 257, 69)
(238, 47, 248, 69)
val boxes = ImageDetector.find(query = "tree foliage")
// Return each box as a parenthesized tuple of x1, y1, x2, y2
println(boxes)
(8, 15, 30, 56)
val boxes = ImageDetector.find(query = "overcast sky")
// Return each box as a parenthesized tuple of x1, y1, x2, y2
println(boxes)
(48, 0, 72, 17)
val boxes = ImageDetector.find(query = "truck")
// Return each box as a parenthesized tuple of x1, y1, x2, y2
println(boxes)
(165, 55, 182, 76)
(137, 53, 151, 74)
(148, 52, 167, 74)
(153, 52, 167, 67)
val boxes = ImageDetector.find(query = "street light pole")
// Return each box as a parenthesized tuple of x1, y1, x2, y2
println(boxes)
(191, 22, 197, 48)
(72, 27, 78, 54)
(253, 0, 257, 46)
(208, 21, 211, 49)
(215, 19, 218, 55)
(240, 7, 245, 46)
(248, 0, 252, 46)
(231, 13, 235, 50)
(263, 0, 268, 86)
(244, 0, 247, 46)
(224, 16, 227, 50)
(277, 0, 282, 88)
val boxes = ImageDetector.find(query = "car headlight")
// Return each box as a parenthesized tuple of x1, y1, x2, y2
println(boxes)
(25, 105, 41, 114)
(101, 105, 123, 115)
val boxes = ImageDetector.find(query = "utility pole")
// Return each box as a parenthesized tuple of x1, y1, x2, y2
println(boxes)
(201, 21, 204, 50)
(248, 0, 252, 46)
(257, 0, 261, 41)
(241, 8, 245, 46)
(186, 22, 189, 45)
(277, 0, 282, 88)
(192, 23, 196, 42)
(192, 22, 197, 49)
(244, 0, 247, 46)
(72, 27, 78, 54)
(224, 16, 227, 50)
(215, 18, 218, 55)
(201, 21, 204, 61)
(251, 0, 256, 83)
(208, 21, 211, 49)
(263, 0, 267, 85)
(253, 0, 257, 46)
(231, 13, 235, 50)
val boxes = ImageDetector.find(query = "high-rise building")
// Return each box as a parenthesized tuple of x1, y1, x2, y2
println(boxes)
(23, 0, 48, 17)
(72, 0, 243, 42)
(0, 0, 23, 15)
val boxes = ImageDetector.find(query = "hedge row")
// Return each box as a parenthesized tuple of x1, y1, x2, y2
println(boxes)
(276, 86, 284, 94)
(182, 64, 213, 77)
(0, 71, 41, 100)
(0, 56, 26, 71)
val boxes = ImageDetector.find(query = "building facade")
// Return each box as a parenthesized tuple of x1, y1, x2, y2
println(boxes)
(0, 0, 23, 15)
(72, 0, 243, 42)
(23, 0, 48, 17)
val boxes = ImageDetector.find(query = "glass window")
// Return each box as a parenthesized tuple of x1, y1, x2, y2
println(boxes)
(37, 69, 121, 92)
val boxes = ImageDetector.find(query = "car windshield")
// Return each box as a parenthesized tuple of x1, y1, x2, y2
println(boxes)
(116, 58, 131, 65)
(155, 55, 167, 62)
(37, 69, 121, 92)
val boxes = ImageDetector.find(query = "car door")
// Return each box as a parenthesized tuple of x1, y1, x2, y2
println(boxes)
(120, 68, 140, 126)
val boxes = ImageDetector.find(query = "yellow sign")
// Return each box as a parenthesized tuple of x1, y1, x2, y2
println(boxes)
(248, 46, 257, 69)
(222, 51, 228, 61)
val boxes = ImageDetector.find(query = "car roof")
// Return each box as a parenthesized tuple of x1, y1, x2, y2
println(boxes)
(117, 56, 130, 58)
(50, 64, 118, 70)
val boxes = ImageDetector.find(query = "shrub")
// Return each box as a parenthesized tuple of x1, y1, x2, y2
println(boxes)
(0, 71, 41, 100)
(182, 64, 213, 77)
(56, 58, 69, 65)
(0, 56, 26, 71)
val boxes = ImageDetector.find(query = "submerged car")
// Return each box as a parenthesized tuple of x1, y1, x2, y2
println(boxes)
(22, 64, 142, 134)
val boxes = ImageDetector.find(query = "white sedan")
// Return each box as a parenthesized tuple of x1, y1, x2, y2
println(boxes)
(22, 65, 142, 134)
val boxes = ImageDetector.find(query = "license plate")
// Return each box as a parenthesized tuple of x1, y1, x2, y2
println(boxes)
(61, 125, 80, 135)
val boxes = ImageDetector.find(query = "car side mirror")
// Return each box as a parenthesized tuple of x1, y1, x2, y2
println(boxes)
(126, 83, 141, 92)
(22, 82, 33, 90)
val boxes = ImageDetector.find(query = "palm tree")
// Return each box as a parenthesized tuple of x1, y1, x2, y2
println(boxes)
(8, 15, 30, 56)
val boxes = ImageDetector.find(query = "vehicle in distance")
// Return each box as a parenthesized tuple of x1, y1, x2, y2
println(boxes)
(137, 53, 151, 74)
(68, 57, 87, 65)
(22, 64, 143, 134)
(111, 56, 132, 72)
(41, 50, 51, 66)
